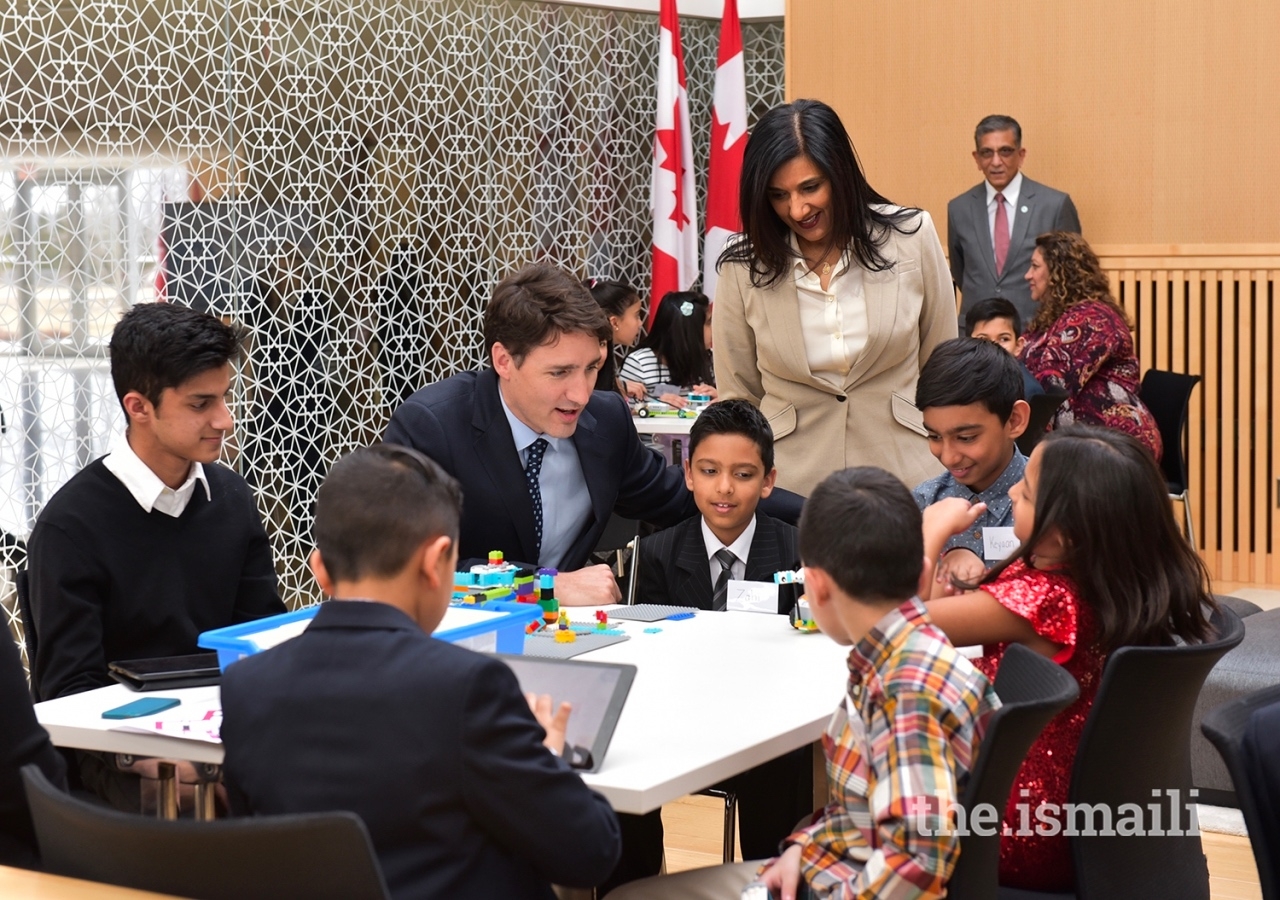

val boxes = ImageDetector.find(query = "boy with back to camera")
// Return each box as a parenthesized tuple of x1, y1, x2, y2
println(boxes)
(629, 399, 808, 869)
(27, 302, 283, 807)
(914, 337, 1030, 594)
(964, 297, 1044, 400)
(220, 444, 620, 899)
(610, 467, 1000, 899)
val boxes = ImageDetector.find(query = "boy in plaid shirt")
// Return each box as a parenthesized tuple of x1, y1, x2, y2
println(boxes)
(611, 467, 999, 900)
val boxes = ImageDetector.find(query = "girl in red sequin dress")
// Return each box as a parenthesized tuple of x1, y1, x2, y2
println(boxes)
(920, 426, 1215, 891)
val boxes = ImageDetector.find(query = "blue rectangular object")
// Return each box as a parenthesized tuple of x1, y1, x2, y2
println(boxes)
(199, 601, 542, 671)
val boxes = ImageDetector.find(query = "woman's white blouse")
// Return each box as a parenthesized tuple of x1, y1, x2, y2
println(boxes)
(791, 243, 869, 386)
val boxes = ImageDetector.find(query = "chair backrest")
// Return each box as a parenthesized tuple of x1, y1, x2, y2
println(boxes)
(1015, 387, 1070, 456)
(22, 764, 390, 900)
(1201, 683, 1280, 900)
(593, 513, 642, 605)
(1067, 605, 1244, 900)
(947, 644, 1080, 900)
(1139, 369, 1202, 492)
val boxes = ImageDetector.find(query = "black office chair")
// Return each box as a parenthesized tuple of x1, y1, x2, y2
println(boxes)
(22, 764, 391, 900)
(1201, 683, 1280, 900)
(1015, 388, 1070, 456)
(947, 644, 1080, 900)
(998, 605, 1245, 900)
(1139, 369, 1202, 548)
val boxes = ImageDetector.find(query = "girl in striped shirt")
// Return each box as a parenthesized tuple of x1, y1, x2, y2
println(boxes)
(620, 290, 718, 409)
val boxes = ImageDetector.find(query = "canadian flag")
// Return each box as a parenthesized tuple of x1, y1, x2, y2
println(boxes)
(702, 0, 747, 303)
(650, 0, 698, 326)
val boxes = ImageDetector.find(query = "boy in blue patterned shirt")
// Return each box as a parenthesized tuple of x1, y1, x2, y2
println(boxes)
(913, 337, 1030, 593)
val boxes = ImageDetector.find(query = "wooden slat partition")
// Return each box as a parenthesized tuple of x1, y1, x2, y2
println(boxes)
(1093, 245, 1280, 582)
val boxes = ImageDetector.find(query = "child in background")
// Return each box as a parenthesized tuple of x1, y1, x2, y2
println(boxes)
(965, 296, 1044, 400)
(221, 444, 620, 898)
(586, 278, 646, 399)
(610, 466, 999, 900)
(914, 337, 1030, 592)
(620, 290, 717, 408)
(922, 426, 1216, 892)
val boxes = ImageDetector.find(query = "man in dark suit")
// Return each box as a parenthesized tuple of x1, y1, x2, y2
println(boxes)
(383, 262, 801, 606)
(947, 115, 1082, 324)
(631, 400, 811, 864)
(221, 445, 620, 900)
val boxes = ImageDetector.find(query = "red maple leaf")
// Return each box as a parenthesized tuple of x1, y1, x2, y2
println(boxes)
(656, 108, 690, 229)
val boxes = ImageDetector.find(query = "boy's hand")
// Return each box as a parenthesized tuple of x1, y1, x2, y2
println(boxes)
(937, 547, 986, 593)
(555, 565, 622, 606)
(759, 844, 804, 900)
(923, 498, 988, 540)
(526, 692, 572, 756)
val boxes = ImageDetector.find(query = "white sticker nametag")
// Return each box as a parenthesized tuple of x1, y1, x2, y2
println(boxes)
(726, 580, 780, 614)
(983, 526, 1020, 561)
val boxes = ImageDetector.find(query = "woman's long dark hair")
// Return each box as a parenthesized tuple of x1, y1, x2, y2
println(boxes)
(639, 291, 714, 387)
(718, 99, 921, 289)
(982, 426, 1216, 651)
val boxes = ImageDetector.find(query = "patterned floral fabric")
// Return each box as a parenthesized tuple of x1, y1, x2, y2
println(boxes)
(976, 559, 1105, 891)
(1021, 300, 1162, 460)
(785, 598, 1000, 899)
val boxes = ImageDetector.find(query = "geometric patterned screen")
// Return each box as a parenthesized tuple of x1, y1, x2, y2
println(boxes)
(0, 1, 784, 658)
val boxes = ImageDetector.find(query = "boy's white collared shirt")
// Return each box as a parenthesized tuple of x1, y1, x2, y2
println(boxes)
(700, 515, 756, 586)
(102, 433, 211, 517)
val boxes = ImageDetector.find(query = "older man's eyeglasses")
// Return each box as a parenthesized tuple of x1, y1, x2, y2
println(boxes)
(977, 147, 1019, 161)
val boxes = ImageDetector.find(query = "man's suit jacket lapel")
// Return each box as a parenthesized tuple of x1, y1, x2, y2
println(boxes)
(1008, 177, 1038, 270)
(673, 520, 714, 610)
(471, 369, 540, 563)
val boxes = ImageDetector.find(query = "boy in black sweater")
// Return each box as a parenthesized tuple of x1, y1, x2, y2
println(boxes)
(27, 302, 283, 807)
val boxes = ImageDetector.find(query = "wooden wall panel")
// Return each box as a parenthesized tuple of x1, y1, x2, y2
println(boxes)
(1098, 247, 1280, 582)
(786, 0, 1280, 247)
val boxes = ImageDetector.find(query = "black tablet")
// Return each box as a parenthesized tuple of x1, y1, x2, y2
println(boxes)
(494, 654, 636, 773)
(108, 653, 222, 691)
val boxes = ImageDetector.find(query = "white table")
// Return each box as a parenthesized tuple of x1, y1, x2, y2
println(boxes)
(34, 611, 850, 814)
(630, 414, 695, 435)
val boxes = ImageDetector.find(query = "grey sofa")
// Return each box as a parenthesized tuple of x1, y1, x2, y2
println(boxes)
(1191, 595, 1278, 806)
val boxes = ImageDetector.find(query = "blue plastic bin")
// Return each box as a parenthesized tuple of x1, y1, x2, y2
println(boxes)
(199, 601, 541, 671)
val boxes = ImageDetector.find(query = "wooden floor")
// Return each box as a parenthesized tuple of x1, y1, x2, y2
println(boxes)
(660, 796, 1264, 899)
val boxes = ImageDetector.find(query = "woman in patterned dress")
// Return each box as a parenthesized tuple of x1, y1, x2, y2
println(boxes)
(1020, 231, 1162, 460)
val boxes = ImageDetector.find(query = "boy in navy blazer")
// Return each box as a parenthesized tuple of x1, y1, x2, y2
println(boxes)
(636, 399, 798, 610)
(631, 400, 810, 865)
(220, 445, 620, 899)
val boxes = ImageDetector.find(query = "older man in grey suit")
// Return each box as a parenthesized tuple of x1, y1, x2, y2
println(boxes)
(947, 115, 1081, 324)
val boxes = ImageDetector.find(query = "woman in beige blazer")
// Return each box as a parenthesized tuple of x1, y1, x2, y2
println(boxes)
(713, 100, 956, 496)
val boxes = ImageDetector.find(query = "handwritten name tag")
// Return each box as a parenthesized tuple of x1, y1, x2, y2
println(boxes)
(983, 526, 1020, 561)
(727, 580, 780, 614)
